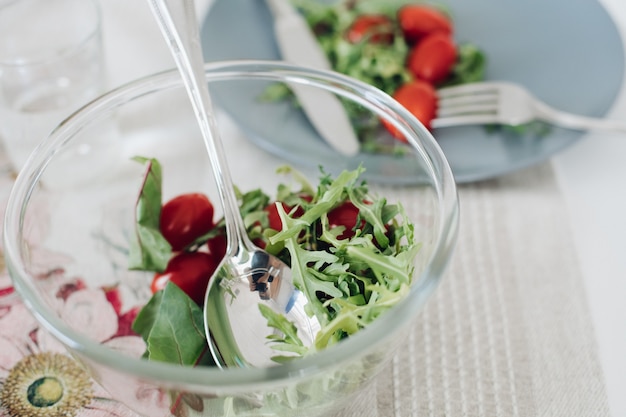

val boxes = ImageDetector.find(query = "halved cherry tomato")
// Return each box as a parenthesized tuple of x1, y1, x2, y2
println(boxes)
(407, 33, 457, 84)
(151, 251, 219, 306)
(264, 195, 311, 231)
(346, 14, 394, 44)
(397, 5, 452, 43)
(206, 232, 227, 260)
(328, 202, 365, 240)
(382, 80, 437, 139)
(160, 193, 215, 251)
(265, 202, 292, 231)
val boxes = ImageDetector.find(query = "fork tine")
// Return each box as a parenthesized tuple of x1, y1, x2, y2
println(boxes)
(437, 81, 501, 98)
(433, 82, 509, 127)
(438, 93, 497, 107)
(437, 92, 499, 117)
(431, 114, 501, 129)
(437, 102, 499, 118)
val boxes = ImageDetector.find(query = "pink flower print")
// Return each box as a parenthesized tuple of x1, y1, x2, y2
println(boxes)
(62, 288, 120, 343)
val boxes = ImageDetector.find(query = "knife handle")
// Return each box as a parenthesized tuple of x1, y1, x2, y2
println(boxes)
(264, 0, 332, 71)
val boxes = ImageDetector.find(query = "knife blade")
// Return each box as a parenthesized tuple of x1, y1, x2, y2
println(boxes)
(265, 0, 360, 156)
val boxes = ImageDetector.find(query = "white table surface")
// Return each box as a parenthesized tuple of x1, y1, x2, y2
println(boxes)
(101, 1, 626, 416)
(552, 1, 626, 416)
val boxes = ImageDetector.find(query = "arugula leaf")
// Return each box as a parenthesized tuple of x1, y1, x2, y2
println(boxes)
(268, 167, 364, 243)
(282, 237, 345, 324)
(127, 156, 172, 272)
(132, 282, 213, 366)
(348, 188, 389, 248)
(258, 304, 309, 363)
(275, 165, 316, 198)
(315, 281, 411, 348)
(263, 166, 421, 352)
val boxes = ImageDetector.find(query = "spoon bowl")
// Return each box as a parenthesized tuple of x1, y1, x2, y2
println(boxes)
(147, 0, 316, 367)
(205, 248, 320, 367)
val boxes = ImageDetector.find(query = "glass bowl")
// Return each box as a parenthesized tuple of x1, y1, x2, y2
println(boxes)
(3, 60, 458, 417)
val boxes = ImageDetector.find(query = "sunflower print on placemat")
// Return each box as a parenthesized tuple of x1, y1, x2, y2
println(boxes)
(1, 352, 93, 416)
(0, 282, 142, 417)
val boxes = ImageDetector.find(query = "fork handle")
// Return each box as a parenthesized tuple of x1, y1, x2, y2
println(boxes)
(536, 101, 626, 133)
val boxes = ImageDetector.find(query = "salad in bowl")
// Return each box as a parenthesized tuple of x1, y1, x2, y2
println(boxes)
(3, 61, 458, 417)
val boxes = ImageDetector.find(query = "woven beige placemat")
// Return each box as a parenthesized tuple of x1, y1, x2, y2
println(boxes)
(342, 163, 610, 417)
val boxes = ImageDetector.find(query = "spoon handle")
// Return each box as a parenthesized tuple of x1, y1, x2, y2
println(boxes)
(147, 0, 249, 253)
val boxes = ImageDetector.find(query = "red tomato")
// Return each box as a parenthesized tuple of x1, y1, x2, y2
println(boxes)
(407, 33, 457, 84)
(346, 14, 394, 44)
(206, 232, 227, 260)
(265, 202, 291, 231)
(264, 195, 310, 231)
(160, 193, 215, 251)
(151, 251, 220, 306)
(382, 80, 437, 139)
(328, 202, 365, 240)
(397, 5, 453, 43)
(252, 237, 267, 249)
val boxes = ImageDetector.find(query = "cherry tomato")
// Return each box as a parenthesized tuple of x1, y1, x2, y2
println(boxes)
(264, 195, 310, 231)
(206, 232, 227, 260)
(252, 237, 267, 249)
(160, 193, 215, 251)
(346, 14, 394, 44)
(397, 5, 452, 43)
(328, 202, 365, 240)
(265, 202, 291, 231)
(151, 251, 219, 306)
(407, 33, 457, 84)
(382, 80, 437, 139)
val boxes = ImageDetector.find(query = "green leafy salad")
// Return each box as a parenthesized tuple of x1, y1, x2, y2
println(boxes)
(262, 0, 487, 148)
(128, 158, 421, 367)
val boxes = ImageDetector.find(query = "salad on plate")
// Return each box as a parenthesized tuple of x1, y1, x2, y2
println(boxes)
(262, 0, 486, 149)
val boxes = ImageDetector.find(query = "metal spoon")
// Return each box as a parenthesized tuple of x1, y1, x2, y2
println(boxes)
(147, 0, 319, 368)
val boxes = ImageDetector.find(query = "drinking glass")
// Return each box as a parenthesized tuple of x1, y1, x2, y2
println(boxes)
(0, 0, 104, 172)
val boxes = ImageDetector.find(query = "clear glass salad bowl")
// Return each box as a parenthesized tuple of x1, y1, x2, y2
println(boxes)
(3, 60, 458, 417)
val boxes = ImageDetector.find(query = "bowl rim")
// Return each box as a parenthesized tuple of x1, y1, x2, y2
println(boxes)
(3, 59, 459, 390)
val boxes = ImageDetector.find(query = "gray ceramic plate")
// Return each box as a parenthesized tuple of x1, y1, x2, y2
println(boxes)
(201, 0, 624, 183)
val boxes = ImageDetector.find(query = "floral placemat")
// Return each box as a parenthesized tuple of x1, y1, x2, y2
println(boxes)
(0, 153, 140, 417)
(0, 246, 140, 415)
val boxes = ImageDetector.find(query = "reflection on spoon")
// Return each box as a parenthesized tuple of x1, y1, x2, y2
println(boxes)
(147, 0, 319, 368)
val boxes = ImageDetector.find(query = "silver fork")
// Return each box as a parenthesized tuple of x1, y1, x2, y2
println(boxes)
(432, 81, 626, 132)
